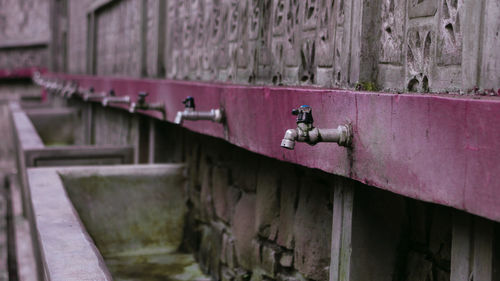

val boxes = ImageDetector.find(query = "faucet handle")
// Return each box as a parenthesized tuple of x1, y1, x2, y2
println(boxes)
(109, 89, 115, 96)
(137, 92, 148, 104)
(291, 105, 314, 124)
(182, 96, 195, 109)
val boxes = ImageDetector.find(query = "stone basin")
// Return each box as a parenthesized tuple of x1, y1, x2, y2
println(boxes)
(24, 107, 84, 146)
(10, 102, 135, 217)
(10, 102, 134, 167)
(27, 164, 210, 281)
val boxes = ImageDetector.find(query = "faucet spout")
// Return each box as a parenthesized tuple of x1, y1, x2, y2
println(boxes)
(281, 129, 298, 150)
(174, 110, 185, 125)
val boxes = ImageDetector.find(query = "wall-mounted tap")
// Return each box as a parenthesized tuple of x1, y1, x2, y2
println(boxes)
(32, 72, 42, 85)
(63, 81, 79, 98)
(82, 87, 106, 101)
(57, 81, 74, 96)
(102, 89, 131, 107)
(281, 105, 352, 150)
(46, 80, 59, 92)
(129, 92, 166, 120)
(174, 96, 224, 125)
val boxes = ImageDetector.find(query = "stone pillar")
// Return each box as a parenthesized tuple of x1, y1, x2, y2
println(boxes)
(329, 183, 354, 281)
(451, 212, 497, 281)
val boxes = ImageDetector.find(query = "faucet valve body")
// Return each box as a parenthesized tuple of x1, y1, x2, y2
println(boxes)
(292, 105, 314, 124)
(183, 96, 195, 109)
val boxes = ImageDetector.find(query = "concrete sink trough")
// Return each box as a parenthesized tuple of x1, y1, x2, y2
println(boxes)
(10, 102, 135, 216)
(24, 106, 84, 147)
(10, 102, 134, 168)
(27, 164, 209, 281)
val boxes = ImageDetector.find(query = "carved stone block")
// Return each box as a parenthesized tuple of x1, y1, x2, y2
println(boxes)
(301, 0, 319, 32)
(380, 0, 406, 64)
(409, 0, 438, 19)
(406, 25, 435, 92)
(0, 0, 50, 45)
(437, 0, 463, 66)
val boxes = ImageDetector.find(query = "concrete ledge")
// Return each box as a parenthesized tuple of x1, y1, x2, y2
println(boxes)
(27, 168, 112, 281)
(10, 108, 44, 151)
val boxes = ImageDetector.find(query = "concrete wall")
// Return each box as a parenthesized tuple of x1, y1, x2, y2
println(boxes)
(66, 0, 94, 74)
(58, 0, 500, 92)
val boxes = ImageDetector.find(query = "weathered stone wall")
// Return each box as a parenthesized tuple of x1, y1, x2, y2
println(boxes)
(70, 101, 460, 281)
(67, 0, 94, 74)
(94, 0, 142, 76)
(59, 0, 499, 92)
(0, 0, 49, 45)
(0, 47, 48, 71)
(141, 118, 455, 281)
(0, 0, 50, 70)
(162, 0, 499, 92)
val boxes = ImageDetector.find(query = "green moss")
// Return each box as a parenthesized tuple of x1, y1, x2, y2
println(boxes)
(355, 81, 378, 92)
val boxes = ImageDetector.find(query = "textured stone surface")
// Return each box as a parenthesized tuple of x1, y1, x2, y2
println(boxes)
(92, 106, 139, 147)
(68, 0, 95, 74)
(279, 252, 293, 268)
(39, 0, 499, 91)
(0, 0, 49, 70)
(260, 245, 277, 278)
(95, 0, 142, 76)
(0, 0, 49, 45)
(0, 102, 16, 171)
(181, 0, 492, 91)
(276, 166, 298, 249)
(255, 162, 280, 240)
(0, 47, 48, 70)
(199, 225, 222, 280)
(232, 193, 257, 270)
(293, 177, 332, 281)
(212, 166, 241, 223)
(480, 0, 500, 90)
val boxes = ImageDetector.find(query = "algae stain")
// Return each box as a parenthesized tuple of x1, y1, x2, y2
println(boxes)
(44, 141, 72, 147)
(105, 252, 210, 281)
